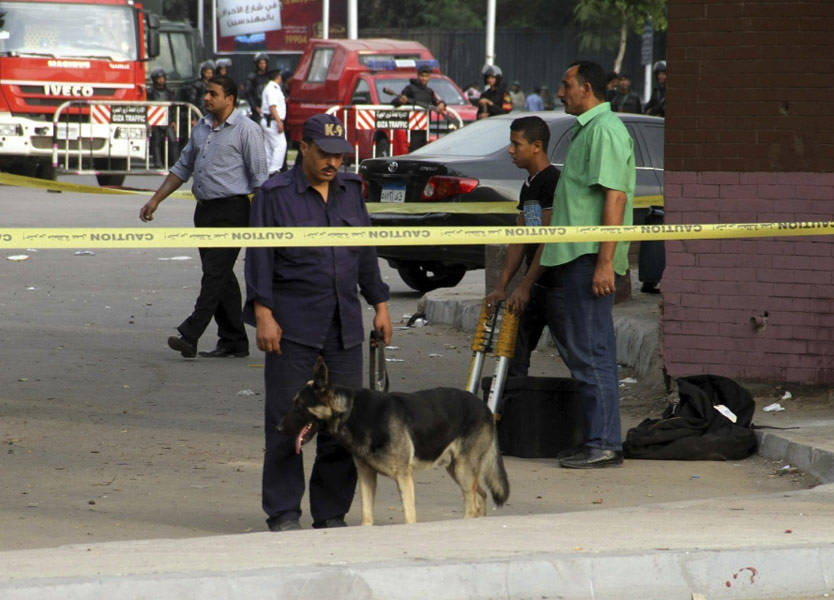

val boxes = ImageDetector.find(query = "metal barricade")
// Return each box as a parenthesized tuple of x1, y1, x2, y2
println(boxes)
(51, 100, 202, 178)
(324, 104, 463, 172)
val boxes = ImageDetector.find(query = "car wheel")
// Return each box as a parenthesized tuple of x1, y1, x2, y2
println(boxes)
(396, 262, 466, 293)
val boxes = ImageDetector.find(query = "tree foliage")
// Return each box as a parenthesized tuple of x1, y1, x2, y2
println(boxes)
(573, 0, 667, 72)
(360, 0, 575, 30)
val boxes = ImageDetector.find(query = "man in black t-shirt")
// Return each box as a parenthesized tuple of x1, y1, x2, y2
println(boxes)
(485, 116, 559, 375)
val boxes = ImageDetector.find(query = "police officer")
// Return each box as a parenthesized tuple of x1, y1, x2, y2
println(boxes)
(260, 69, 287, 176)
(215, 57, 232, 78)
(244, 113, 392, 532)
(245, 52, 270, 123)
(148, 67, 178, 168)
(188, 60, 215, 117)
(393, 64, 447, 151)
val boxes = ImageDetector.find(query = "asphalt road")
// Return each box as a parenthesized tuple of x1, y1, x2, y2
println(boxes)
(0, 174, 817, 551)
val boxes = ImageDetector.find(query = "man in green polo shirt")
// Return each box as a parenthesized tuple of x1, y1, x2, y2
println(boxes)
(517, 60, 634, 469)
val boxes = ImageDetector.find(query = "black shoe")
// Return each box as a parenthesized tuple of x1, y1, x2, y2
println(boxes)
(198, 346, 249, 358)
(556, 446, 585, 460)
(167, 335, 197, 358)
(559, 448, 623, 469)
(268, 518, 301, 532)
(641, 283, 661, 294)
(312, 517, 347, 529)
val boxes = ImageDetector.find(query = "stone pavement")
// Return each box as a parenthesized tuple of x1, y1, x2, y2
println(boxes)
(2, 278, 834, 599)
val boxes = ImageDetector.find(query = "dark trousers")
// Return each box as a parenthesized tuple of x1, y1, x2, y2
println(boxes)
(150, 125, 178, 167)
(542, 254, 622, 451)
(262, 320, 361, 526)
(508, 283, 551, 377)
(177, 195, 249, 349)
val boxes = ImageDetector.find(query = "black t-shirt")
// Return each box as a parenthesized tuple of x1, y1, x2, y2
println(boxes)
(517, 164, 559, 268)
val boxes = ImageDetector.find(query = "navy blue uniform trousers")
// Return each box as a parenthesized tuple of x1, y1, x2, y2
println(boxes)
(262, 318, 360, 526)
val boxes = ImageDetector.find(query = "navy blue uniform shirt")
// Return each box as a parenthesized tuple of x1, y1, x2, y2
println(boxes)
(243, 163, 390, 350)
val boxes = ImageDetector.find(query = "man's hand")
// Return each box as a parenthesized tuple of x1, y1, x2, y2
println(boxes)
(592, 259, 616, 298)
(484, 288, 506, 318)
(139, 197, 161, 222)
(437, 101, 447, 113)
(479, 97, 494, 106)
(255, 303, 282, 354)
(507, 282, 532, 314)
(373, 302, 393, 346)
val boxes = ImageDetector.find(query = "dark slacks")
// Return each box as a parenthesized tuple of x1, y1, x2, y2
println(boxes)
(508, 282, 552, 377)
(177, 195, 249, 349)
(262, 318, 361, 526)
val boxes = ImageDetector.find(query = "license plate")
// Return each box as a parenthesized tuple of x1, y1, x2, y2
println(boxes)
(380, 183, 406, 203)
(55, 123, 80, 140)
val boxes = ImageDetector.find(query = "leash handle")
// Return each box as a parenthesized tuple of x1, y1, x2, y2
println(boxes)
(369, 329, 389, 392)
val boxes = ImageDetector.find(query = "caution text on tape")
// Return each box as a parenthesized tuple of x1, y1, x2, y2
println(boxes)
(2, 222, 833, 249)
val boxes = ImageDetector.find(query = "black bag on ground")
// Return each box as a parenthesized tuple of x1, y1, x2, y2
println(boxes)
(481, 376, 583, 458)
(623, 374, 757, 460)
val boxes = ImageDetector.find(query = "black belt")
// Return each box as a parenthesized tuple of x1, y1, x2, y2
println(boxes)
(196, 194, 249, 204)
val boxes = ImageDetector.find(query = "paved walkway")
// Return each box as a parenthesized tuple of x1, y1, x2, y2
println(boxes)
(2, 281, 833, 599)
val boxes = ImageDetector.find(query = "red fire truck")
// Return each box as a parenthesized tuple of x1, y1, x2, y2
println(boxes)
(286, 38, 477, 162)
(0, 0, 159, 185)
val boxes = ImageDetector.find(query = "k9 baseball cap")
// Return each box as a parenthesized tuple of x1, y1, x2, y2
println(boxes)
(302, 113, 353, 154)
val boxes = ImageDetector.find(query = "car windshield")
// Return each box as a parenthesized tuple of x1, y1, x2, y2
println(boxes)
(0, 2, 137, 61)
(375, 77, 466, 106)
(410, 117, 511, 157)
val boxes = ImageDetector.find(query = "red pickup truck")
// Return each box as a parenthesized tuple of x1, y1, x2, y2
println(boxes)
(286, 38, 477, 160)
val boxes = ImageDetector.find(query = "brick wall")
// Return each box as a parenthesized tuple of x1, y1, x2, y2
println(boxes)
(662, 1, 834, 384)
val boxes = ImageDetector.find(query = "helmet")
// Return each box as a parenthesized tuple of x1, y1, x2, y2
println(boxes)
(254, 52, 268, 64)
(215, 58, 232, 69)
(653, 60, 667, 73)
(150, 67, 166, 80)
(199, 60, 215, 76)
(481, 64, 503, 78)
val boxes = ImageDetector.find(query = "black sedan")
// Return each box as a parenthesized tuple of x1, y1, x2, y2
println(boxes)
(359, 111, 664, 292)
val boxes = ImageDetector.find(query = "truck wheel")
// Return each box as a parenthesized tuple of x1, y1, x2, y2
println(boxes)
(396, 262, 466, 293)
(94, 158, 126, 187)
(36, 161, 57, 181)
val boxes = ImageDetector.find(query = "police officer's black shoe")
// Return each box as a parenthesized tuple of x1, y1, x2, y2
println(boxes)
(167, 335, 197, 358)
(198, 346, 249, 358)
(312, 517, 347, 529)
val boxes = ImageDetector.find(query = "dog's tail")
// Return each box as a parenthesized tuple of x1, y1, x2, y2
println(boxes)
(483, 431, 510, 506)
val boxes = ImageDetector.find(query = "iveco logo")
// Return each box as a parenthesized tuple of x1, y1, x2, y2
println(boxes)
(387, 161, 398, 173)
(43, 84, 94, 97)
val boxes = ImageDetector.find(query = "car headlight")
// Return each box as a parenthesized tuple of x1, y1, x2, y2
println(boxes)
(0, 124, 23, 136)
(114, 126, 146, 140)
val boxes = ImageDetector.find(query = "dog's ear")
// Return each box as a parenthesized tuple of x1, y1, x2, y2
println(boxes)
(313, 356, 329, 390)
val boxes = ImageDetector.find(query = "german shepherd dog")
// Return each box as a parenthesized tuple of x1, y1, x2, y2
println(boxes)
(279, 357, 510, 525)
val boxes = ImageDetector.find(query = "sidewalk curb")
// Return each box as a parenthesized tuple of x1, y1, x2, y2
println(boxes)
(757, 429, 834, 484)
(3, 544, 833, 600)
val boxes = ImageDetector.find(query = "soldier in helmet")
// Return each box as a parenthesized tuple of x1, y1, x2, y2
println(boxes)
(188, 60, 215, 120)
(478, 64, 511, 119)
(245, 52, 270, 123)
(148, 67, 178, 168)
(644, 60, 666, 117)
(215, 57, 232, 78)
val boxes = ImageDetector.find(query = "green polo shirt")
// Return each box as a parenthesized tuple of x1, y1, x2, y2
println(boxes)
(540, 102, 635, 275)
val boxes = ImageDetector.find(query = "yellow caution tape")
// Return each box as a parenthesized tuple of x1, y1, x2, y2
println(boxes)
(0, 172, 195, 199)
(2, 222, 832, 249)
(0, 172, 662, 211)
